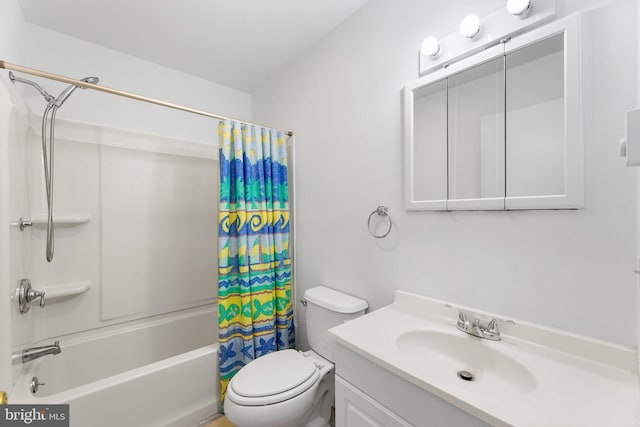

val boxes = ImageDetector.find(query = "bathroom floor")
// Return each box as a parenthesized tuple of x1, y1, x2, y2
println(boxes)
(204, 407, 335, 426)
(205, 411, 335, 427)
(206, 416, 235, 427)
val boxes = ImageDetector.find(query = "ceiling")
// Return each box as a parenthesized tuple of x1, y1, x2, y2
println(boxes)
(18, 0, 370, 92)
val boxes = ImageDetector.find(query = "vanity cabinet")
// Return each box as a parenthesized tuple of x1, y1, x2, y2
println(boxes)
(404, 15, 582, 211)
(334, 344, 490, 427)
(336, 377, 412, 427)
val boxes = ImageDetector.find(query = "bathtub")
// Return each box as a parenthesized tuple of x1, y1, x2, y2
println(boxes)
(10, 306, 220, 427)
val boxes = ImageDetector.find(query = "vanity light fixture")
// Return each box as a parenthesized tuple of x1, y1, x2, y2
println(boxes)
(459, 14, 481, 39)
(420, 36, 440, 57)
(507, 0, 532, 18)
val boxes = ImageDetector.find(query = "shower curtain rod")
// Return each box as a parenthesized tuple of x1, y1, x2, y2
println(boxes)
(0, 60, 293, 136)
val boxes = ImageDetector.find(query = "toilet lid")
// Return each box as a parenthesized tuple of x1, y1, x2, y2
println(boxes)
(228, 349, 320, 405)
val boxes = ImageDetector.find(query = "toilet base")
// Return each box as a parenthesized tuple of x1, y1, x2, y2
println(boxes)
(307, 416, 331, 427)
(303, 369, 334, 427)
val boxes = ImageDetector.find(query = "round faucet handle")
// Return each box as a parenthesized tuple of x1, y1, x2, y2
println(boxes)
(28, 289, 46, 308)
(18, 279, 47, 314)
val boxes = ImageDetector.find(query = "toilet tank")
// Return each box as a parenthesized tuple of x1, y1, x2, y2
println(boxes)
(303, 286, 368, 362)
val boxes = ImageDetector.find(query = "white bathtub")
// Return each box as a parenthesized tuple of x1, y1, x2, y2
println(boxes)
(10, 306, 220, 427)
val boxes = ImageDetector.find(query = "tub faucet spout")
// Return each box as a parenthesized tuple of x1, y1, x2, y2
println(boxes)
(13, 341, 61, 364)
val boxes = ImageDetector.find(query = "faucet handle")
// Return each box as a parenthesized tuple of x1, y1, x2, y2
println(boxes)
(487, 317, 515, 332)
(28, 289, 46, 308)
(456, 310, 469, 330)
(17, 279, 46, 314)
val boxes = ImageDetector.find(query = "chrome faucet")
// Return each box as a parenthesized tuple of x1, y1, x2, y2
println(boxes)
(12, 341, 61, 364)
(456, 311, 514, 341)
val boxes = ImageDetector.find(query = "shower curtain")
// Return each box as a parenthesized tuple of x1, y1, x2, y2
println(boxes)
(217, 119, 295, 402)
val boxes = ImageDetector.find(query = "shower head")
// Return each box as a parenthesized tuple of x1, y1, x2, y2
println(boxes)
(8, 72, 99, 107)
(54, 76, 100, 107)
(9, 71, 56, 104)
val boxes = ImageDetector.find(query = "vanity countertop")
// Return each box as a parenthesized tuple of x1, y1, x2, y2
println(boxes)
(329, 291, 640, 427)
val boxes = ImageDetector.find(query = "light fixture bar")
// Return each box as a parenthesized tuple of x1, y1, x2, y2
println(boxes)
(419, 0, 556, 76)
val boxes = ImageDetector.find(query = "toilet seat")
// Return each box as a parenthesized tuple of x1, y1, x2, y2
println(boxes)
(227, 349, 321, 406)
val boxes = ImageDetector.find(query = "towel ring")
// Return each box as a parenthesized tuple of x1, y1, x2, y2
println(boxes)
(367, 206, 392, 239)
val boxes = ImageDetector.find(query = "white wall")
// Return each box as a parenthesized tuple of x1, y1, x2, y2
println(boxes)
(0, 0, 25, 64)
(253, 0, 639, 346)
(18, 23, 252, 145)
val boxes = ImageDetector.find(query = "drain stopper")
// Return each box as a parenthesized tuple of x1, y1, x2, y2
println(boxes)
(457, 370, 474, 381)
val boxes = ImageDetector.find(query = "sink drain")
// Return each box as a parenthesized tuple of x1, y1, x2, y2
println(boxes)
(457, 370, 475, 382)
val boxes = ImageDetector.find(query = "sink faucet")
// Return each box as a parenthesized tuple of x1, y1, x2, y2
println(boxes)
(12, 341, 61, 364)
(456, 311, 514, 341)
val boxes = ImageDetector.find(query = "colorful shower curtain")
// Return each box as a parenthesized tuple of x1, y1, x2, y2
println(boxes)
(217, 119, 295, 402)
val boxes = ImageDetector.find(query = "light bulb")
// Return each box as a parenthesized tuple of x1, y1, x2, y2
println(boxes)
(507, 0, 532, 18)
(421, 36, 440, 57)
(459, 15, 481, 39)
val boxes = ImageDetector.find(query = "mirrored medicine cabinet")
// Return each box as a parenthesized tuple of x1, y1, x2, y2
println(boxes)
(404, 15, 583, 211)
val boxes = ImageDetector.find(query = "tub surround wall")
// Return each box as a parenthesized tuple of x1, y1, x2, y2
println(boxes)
(9, 112, 219, 350)
(0, 0, 26, 397)
(637, 1, 640, 372)
(0, 84, 22, 395)
(252, 0, 639, 346)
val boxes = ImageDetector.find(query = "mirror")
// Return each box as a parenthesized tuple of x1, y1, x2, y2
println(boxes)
(447, 56, 505, 209)
(412, 79, 447, 204)
(506, 34, 564, 198)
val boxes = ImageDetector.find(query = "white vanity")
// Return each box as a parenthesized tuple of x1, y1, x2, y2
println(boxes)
(329, 291, 640, 427)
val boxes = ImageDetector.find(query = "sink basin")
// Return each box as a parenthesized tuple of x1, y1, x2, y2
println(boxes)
(396, 329, 536, 395)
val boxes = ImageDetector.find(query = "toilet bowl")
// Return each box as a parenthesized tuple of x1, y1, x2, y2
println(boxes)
(224, 350, 334, 427)
(224, 286, 368, 427)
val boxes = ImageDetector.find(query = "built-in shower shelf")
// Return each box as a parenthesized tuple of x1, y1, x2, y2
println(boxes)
(42, 281, 91, 302)
(30, 213, 91, 226)
(11, 213, 92, 229)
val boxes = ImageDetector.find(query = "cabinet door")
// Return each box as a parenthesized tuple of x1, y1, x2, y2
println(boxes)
(336, 376, 412, 427)
(446, 46, 506, 211)
(505, 14, 582, 209)
(404, 68, 448, 211)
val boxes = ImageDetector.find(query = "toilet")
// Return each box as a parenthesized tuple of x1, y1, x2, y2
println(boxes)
(224, 286, 368, 427)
